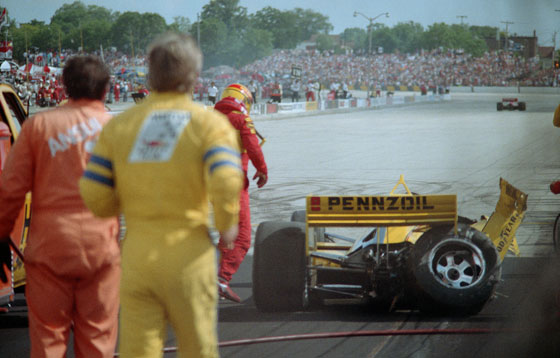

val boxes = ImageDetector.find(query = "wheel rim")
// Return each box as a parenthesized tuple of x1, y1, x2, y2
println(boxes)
(428, 238, 486, 289)
(303, 262, 310, 307)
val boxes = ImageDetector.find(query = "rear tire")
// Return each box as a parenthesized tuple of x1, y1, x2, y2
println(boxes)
(553, 214, 560, 254)
(497, 102, 503, 111)
(408, 223, 502, 315)
(519, 102, 526, 111)
(253, 221, 308, 312)
(290, 210, 306, 223)
(291, 210, 327, 243)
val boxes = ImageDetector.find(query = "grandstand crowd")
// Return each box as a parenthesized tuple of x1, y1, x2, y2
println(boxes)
(3, 48, 148, 108)
(242, 48, 558, 89)
(2, 47, 559, 108)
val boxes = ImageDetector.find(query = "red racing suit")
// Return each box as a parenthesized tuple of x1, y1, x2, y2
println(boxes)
(214, 97, 267, 282)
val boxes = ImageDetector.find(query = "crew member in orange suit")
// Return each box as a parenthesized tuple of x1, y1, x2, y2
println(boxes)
(214, 83, 268, 302)
(0, 56, 121, 358)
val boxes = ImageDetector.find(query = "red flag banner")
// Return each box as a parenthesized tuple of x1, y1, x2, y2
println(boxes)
(0, 41, 12, 60)
(0, 8, 6, 27)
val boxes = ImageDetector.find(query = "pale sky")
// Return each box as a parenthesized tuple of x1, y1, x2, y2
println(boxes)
(3, 0, 560, 46)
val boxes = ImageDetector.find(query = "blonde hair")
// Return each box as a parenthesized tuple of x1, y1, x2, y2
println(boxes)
(147, 32, 202, 93)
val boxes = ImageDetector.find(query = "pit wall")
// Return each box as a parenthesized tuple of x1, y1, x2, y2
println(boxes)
(251, 93, 451, 117)
(448, 86, 560, 94)
(348, 84, 560, 95)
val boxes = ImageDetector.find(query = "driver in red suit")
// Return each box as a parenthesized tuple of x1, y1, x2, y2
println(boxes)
(214, 83, 267, 302)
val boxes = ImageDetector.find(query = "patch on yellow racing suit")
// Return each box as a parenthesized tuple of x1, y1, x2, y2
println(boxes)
(129, 110, 191, 162)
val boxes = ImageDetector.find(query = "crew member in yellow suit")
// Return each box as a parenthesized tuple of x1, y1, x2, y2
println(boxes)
(80, 32, 243, 358)
(0, 56, 121, 358)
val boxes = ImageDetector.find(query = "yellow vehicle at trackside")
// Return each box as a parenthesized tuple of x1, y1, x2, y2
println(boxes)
(0, 83, 30, 307)
(253, 175, 527, 315)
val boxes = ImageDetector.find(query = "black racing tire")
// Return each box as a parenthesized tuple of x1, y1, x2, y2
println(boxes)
(290, 210, 306, 223)
(497, 102, 503, 111)
(252, 221, 308, 312)
(408, 223, 502, 315)
(553, 213, 560, 254)
(291, 210, 327, 243)
(457, 215, 476, 225)
(519, 102, 526, 111)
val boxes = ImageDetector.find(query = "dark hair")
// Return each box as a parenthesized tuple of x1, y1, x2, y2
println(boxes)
(62, 55, 110, 100)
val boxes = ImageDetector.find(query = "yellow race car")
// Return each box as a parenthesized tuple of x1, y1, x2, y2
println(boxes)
(0, 83, 30, 308)
(252, 176, 527, 315)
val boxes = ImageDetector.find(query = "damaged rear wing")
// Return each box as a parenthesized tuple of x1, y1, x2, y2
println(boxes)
(481, 178, 528, 261)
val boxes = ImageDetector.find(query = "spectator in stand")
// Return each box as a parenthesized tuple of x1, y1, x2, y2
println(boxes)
(248, 80, 258, 104)
(114, 81, 120, 103)
(37, 82, 47, 107)
(42, 83, 50, 103)
(314, 80, 321, 101)
(33, 81, 39, 100)
(329, 81, 339, 99)
(305, 80, 315, 101)
(270, 81, 282, 103)
(291, 79, 301, 102)
(207, 81, 218, 105)
(342, 82, 349, 99)
(51, 85, 59, 104)
(121, 81, 128, 102)
(194, 81, 204, 102)
(107, 79, 114, 103)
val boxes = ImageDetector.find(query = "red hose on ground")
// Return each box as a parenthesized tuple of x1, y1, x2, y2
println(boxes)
(111, 327, 496, 356)
(215, 328, 496, 348)
(114, 327, 514, 355)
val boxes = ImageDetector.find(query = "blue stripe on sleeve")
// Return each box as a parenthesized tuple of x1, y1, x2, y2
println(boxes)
(83, 170, 114, 187)
(89, 155, 113, 170)
(209, 160, 242, 174)
(203, 146, 240, 162)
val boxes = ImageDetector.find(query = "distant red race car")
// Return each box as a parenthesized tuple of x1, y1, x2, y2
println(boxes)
(497, 98, 526, 111)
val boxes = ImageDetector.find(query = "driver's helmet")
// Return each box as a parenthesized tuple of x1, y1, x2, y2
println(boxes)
(221, 83, 254, 114)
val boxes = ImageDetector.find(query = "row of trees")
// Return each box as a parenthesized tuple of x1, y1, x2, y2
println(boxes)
(193, 1, 332, 67)
(335, 22, 497, 57)
(4, 0, 507, 69)
(4, 0, 332, 68)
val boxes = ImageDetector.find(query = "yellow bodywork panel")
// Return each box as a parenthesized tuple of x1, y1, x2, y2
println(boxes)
(12, 192, 31, 288)
(0, 84, 30, 289)
(385, 225, 426, 244)
(305, 193, 457, 256)
(305, 194, 457, 229)
(305, 176, 527, 262)
(481, 178, 528, 261)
